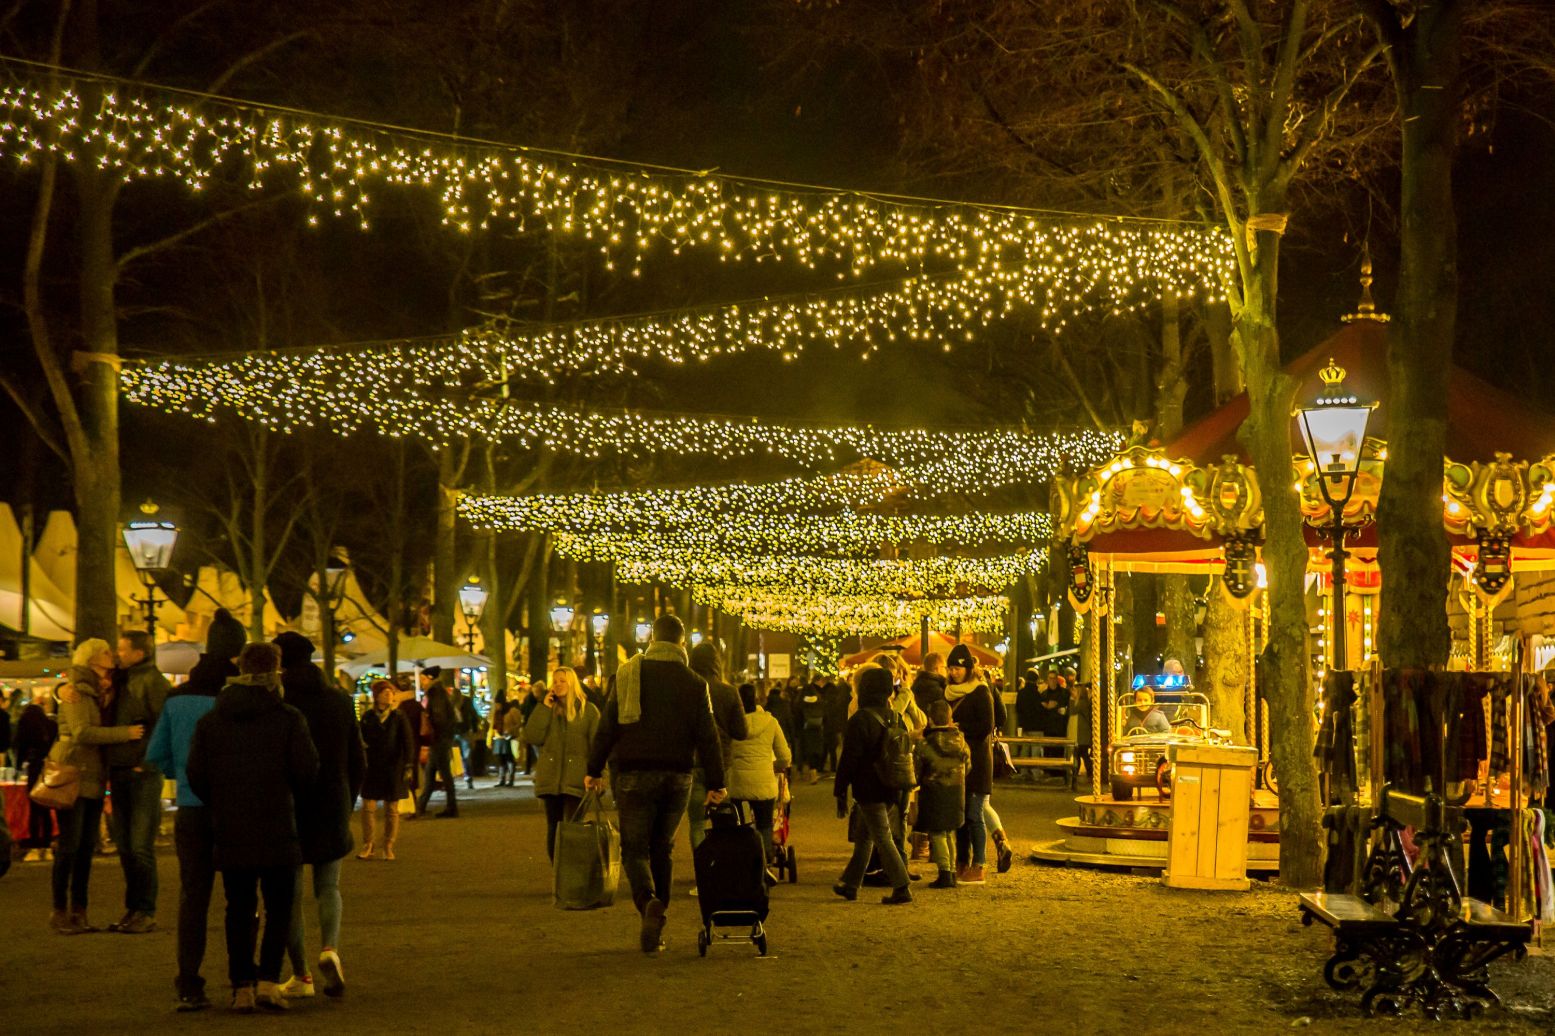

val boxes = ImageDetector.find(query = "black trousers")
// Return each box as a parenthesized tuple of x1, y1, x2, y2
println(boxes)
(174, 807, 217, 997)
(221, 865, 297, 987)
(540, 793, 583, 861)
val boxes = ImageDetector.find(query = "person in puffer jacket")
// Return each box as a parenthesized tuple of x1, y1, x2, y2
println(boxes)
(725, 682, 792, 876)
(913, 699, 970, 889)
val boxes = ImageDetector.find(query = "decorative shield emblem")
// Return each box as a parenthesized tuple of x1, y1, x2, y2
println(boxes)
(1222, 536, 1258, 599)
(1475, 531, 1514, 596)
(1068, 542, 1094, 605)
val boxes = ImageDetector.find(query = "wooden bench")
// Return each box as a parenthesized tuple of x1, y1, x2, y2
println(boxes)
(1298, 786, 1531, 1019)
(1000, 736, 1077, 789)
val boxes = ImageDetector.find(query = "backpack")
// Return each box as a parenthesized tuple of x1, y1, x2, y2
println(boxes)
(873, 710, 917, 791)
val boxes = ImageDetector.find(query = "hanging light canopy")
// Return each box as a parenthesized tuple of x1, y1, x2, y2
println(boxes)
(123, 499, 180, 572)
(1295, 358, 1377, 504)
(459, 578, 489, 623)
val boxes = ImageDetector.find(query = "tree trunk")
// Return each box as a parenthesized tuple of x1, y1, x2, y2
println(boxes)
(1373, 0, 1460, 669)
(432, 447, 463, 645)
(73, 167, 121, 643)
(1156, 296, 1197, 674)
(1160, 577, 1198, 674)
(247, 430, 270, 640)
(1201, 581, 1250, 744)
(527, 542, 551, 682)
(1235, 232, 1322, 888)
(1204, 301, 1243, 404)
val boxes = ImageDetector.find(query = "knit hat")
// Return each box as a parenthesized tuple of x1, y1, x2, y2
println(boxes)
(946, 644, 976, 671)
(271, 631, 316, 668)
(422, 665, 442, 680)
(205, 608, 247, 662)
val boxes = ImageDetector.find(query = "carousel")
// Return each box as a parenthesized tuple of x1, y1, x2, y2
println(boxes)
(1031, 269, 1555, 879)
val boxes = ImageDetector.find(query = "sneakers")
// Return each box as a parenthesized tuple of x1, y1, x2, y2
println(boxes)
(928, 869, 958, 889)
(880, 887, 913, 905)
(22, 848, 44, 863)
(960, 865, 987, 885)
(49, 909, 80, 935)
(119, 911, 157, 935)
(255, 981, 288, 1011)
(831, 883, 857, 902)
(278, 974, 315, 999)
(175, 990, 211, 1013)
(67, 908, 98, 933)
(317, 950, 345, 998)
(230, 987, 256, 1014)
(107, 910, 135, 933)
(639, 898, 667, 953)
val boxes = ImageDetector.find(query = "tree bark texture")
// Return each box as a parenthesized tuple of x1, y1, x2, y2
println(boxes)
(1371, 0, 1460, 669)
(1201, 581, 1250, 744)
(432, 446, 467, 645)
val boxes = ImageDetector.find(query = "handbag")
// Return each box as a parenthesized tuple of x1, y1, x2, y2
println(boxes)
(30, 758, 81, 811)
(993, 738, 1017, 780)
(553, 790, 621, 910)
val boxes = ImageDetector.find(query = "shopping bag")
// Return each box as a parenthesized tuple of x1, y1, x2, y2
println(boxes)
(450, 746, 465, 779)
(553, 791, 621, 910)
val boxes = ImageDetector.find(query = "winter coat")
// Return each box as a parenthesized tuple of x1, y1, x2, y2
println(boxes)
(524, 700, 600, 799)
(186, 676, 319, 871)
(911, 671, 947, 714)
(281, 664, 366, 864)
(53, 666, 139, 799)
(423, 682, 457, 745)
(14, 703, 57, 778)
(948, 681, 997, 796)
(503, 702, 526, 739)
(823, 682, 850, 736)
(105, 657, 172, 771)
(399, 699, 427, 750)
(145, 695, 217, 808)
(695, 676, 750, 773)
(833, 680, 898, 806)
(587, 660, 725, 788)
(1015, 681, 1044, 734)
(913, 725, 970, 832)
(727, 709, 792, 802)
(360, 706, 415, 801)
(1037, 681, 1070, 737)
(798, 685, 827, 730)
(891, 683, 928, 735)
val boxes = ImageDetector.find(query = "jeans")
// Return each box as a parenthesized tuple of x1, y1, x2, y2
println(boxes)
(983, 798, 1004, 835)
(540, 793, 582, 862)
(614, 770, 692, 911)
(222, 866, 297, 986)
(840, 801, 910, 891)
(963, 791, 989, 868)
(928, 830, 955, 871)
(734, 799, 776, 863)
(52, 795, 105, 911)
(286, 857, 344, 974)
(174, 807, 217, 998)
(416, 741, 458, 814)
(109, 768, 163, 915)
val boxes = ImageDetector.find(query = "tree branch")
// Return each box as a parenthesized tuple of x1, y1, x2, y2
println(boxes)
(206, 31, 317, 95)
(116, 196, 277, 273)
(0, 370, 69, 462)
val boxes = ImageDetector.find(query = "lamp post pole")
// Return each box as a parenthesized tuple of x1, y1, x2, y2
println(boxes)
(1328, 508, 1349, 671)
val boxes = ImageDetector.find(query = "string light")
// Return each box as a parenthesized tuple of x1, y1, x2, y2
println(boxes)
(602, 547, 1046, 597)
(465, 495, 1056, 556)
(0, 73, 1233, 313)
(696, 589, 1010, 638)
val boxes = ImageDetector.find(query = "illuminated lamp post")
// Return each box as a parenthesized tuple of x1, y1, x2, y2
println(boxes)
(590, 609, 611, 677)
(122, 499, 179, 640)
(1294, 359, 1377, 671)
(550, 599, 576, 667)
(459, 577, 489, 653)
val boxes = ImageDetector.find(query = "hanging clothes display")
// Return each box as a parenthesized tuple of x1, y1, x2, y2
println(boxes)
(1458, 673, 1491, 782)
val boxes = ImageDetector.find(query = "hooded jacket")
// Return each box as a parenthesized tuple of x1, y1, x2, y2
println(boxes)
(833, 675, 898, 806)
(726, 708, 792, 802)
(186, 676, 319, 871)
(279, 657, 366, 864)
(689, 645, 750, 771)
(913, 724, 970, 832)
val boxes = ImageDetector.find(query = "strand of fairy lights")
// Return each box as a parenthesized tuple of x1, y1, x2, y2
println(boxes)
(698, 589, 1010, 638)
(606, 548, 1045, 597)
(0, 74, 1233, 307)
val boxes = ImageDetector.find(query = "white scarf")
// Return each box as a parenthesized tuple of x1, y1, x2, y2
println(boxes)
(614, 641, 688, 724)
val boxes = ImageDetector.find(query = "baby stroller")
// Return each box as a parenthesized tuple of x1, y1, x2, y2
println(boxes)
(770, 777, 798, 883)
(693, 801, 770, 956)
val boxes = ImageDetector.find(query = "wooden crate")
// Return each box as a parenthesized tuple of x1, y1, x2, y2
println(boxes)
(1163, 743, 1258, 891)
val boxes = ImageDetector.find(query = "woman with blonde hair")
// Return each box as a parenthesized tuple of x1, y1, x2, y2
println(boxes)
(522, 667, 600, 860)
(50, 638, 145, 934)
(357, 680, 415, 861)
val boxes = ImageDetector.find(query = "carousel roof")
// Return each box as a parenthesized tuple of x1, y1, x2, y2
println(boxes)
(1167, 317, 1555, 466)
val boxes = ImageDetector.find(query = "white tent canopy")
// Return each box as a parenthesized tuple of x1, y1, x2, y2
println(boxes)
(0, 504, 75, 641)
(29, 509, 186, 639)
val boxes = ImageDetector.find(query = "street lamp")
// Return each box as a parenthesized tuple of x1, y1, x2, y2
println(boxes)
(123, 499, 179, 639)
(690, 628, 704, 648)
(1295, 358, 1377, 671)
(458, 577, 489, 653)
(590, 610, 610, 676)
(549, 600, 576, 633)
(634, 618, 653, 650)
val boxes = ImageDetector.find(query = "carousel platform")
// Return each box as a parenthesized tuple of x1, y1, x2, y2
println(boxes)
(1029, 791, 1281, 873)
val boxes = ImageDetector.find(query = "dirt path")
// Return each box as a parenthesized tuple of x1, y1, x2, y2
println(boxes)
(1, 779, 1549, 1034)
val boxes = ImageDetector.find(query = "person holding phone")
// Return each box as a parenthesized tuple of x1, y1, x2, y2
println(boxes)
(523, 667, 599, 860)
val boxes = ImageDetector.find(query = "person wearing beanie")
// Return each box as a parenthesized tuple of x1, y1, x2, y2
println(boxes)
(832, 665, 914, 906)
(187, 642, 319, 1013)
(945, 644, 996, 885)
(144, 609, 245, 1011)
(50, 639, 146, 936)
(271, 631, 365, 1001)
(685, 641, 749, 853)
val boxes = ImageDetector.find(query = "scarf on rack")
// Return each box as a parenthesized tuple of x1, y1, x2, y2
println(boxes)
(612, 641, 688, 725)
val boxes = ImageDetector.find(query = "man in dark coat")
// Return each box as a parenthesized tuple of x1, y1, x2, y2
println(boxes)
(586, 614, 725, 955)
(822, 677, 849, 773)
(186, 642, 319, 1013)
(1015, 669, 1044, 735)
(107, 629, 174, 935)
(911, 652, 949, 714)
(273, 632, 365, 999)
(686, 641, 749, 852)
(832, 666, 913, 903)
(415, 666, 460, 818)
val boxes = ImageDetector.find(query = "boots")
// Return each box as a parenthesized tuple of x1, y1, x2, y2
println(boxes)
(928, 869, 957, 889)
(909, 832, 930, 862)
(383, 809, 401, 861)
(357, 806, 377, 860)
(49, 908, 78, 935)
(992, 829, 1014, 874)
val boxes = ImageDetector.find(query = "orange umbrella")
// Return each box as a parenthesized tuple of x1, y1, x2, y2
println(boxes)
(840, 632, 1002, 669)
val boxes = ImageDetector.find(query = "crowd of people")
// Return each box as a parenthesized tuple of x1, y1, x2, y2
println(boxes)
(0, 607, 1062, 999)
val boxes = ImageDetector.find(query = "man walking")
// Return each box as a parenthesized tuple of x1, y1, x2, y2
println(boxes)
(145, 608, 245, 1011)
(586, 614, 726, 954)
(415, 667, 459, 818)
(108, 630, 172, 934)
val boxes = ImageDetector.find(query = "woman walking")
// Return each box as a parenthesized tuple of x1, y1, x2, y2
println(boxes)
(50, 639, 145, 934)
(945, 644, 996, 885)
(523, 667, 599, 860)
(726, 682, 792, 878)
(358, 680, 415, 861)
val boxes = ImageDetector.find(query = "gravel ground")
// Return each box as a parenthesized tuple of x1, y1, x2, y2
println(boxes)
(1, 778, 1551, 1034)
